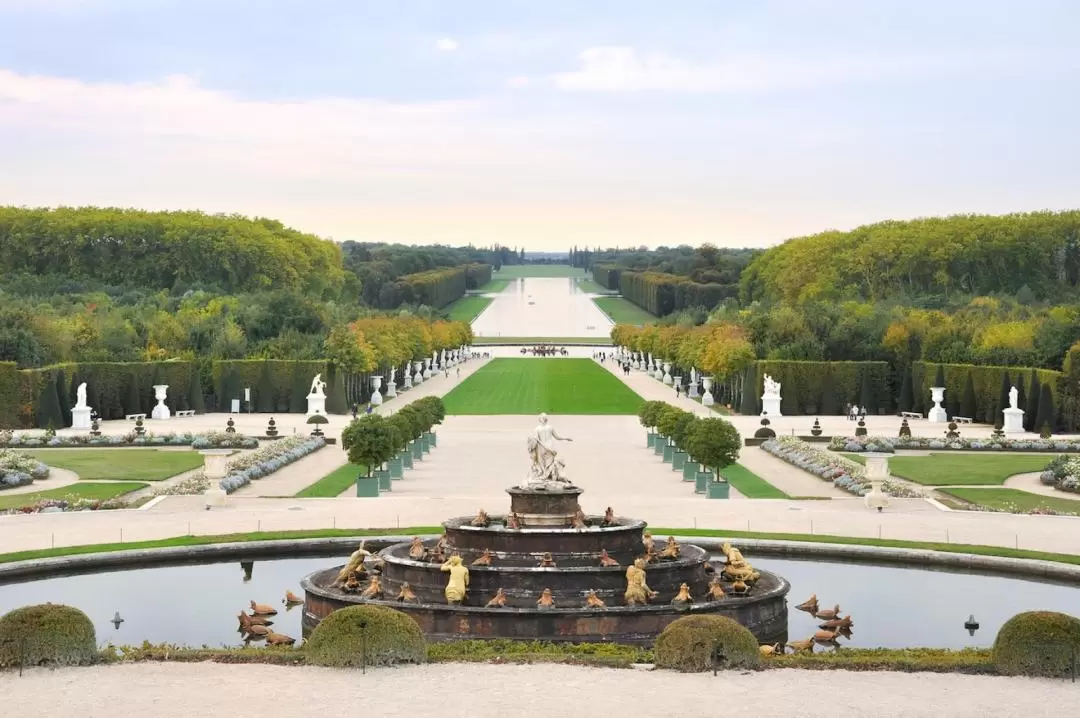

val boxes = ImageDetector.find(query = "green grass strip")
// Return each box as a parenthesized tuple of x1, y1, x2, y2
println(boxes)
(592, 296, 656, 325)
(0, 482, 148, 510)
(719, 464, 791, 499)
(937, 487, 1080, 516)
(294, 464, 368, 498)
(445, 296, 493, 322)
(842, 452, 1055, 486)
(22, 448, 203, 482)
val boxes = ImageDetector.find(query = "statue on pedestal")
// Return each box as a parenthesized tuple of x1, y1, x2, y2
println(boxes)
(441, 555, 469, 604)
(522, 413, 574, 489)
(72, 382, 92, 429)
(306, 374, 328, 417)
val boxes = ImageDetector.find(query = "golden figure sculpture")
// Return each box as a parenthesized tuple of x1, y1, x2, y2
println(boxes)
(787, 637, 815, 653)
(658, 536, 680, 560)
(241, 619, 270, 639)
(441, 555, 470, 604)
(537, 588, 555, 608)
(343, 572, 361, 593)
(642, 532, 655, 553)
(472, 549, 494, 566)
(571, 509, 587, 530)
(471, 509, 490, 527)
(731, 579, 749, 595)
(813, 628, 842, 644)
(706, 577, 726, 601)
(624, 558, 657, 606)
(815, 604, 841, 621)
(249, 600, 277, 616)
(759, 643, 781, 656)
(334, 541, 371, 586)
(265, 629, 296, 646)
(720, 542, 760, 583)
(238, 612, 271, 629)
(506, 512, 521, 530)
(537, 552, 556, 568)
(819, 615, 852, 630)
(486, 588, 507, 608)
(795, 594, 818, 613)
(408, 537, 427, 560)
(601, 506, 615, 527)
(670, 582, 693, 606)
(585, 590, 606, 608)
(360, 575, 383, 600)
(283, 590, 303, 606)
(598, 549, 620, 567)
(396, 582, 419, 603)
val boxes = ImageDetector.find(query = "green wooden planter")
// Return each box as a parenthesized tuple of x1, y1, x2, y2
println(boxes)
(695, 471, 708, 493)
(682, 461, 697, 481)
(662, 444, 674, 463)
(646, 432, 656, 448)
(401, 450, 414, 469)
(672, 451, 687, 471)
(426, 431, 437, 447)
(356, 475, 380, 497)
(412, 441, 423, 460)
(653, 438, 665, 455)
(420, 435, 431, 454)
(388, 456, 403, 480)
(377, 469, 392, 492)
(707, 479, 730, 500)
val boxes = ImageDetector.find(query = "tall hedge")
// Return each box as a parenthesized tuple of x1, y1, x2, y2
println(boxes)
(1025, 371, 1041, 431)
(592, 264, 622, 290)
(463, 263, 493, 289)
(400, 266, 468, 308)
(255, 361, 275, 413)
(742, 360, 891, 415)
(0, 362, 21, 429)
(913, 361, 1060, 426)
(619, 270, 730, 317)
(326, 364, 349, 415)
(214, 359, 326, 413)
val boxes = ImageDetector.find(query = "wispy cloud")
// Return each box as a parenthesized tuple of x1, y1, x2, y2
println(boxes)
(435, 37, 459, 52)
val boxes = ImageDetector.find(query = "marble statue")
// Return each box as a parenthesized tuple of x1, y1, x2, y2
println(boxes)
(441, 555, 470, 604)
(523, 413, 574, 487)
(309, 374, 326, 398)
(1003, 385, 1025, 434)
(389, 366, 396, 385)
(762, 374, 781, 398)
(760, 373, 782, 417)
(1009, 385, 1019, 410)
(306, 373, 327, 417)
(75, 382, 88, 409)
(71, 381, 92, 429)
(151, 384, 171, 420)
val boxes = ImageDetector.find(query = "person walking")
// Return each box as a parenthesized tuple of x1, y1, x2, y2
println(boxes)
(456, 367, 460, 379)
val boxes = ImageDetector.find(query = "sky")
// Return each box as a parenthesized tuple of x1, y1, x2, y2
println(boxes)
(1, 0, 1079, 251)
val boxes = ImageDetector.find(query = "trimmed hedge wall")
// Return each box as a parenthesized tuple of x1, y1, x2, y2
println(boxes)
(592, 264, 622, 290)
(213, 360, 331, 414)
(912, 361, 1061, 426)
(400, 266, 468, 309)
(0, 363, 19, 429)
(620, 270, 731, 317)
(463, 263, 493, 289)
(744, 360, 892, 416)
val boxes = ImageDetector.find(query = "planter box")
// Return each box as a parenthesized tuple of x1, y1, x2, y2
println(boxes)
(662, 444, 673, 463)
(376, 469, 392, 492)
(412, 441, 424, 460)
(424, 431, 437, 448)
(420, 435, 431, 454)
(356, 476, 380, 498)
(707, 479, 730, 500)
(646, 432, 656, 448)
(672, 451, 687, 471)
(653, 438, 665, 456)
(682, 462, 697, 481)
(388, 456, 403, 480)
(401, 450, 413, 470)
(695, 472, 708, 494)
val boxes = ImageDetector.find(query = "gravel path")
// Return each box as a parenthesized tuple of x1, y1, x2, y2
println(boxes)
(2, 663, 1074, 718)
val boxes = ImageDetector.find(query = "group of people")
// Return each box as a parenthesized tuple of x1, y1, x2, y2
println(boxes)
(521, 345, 568, 356)
(845, 404, 869, 421)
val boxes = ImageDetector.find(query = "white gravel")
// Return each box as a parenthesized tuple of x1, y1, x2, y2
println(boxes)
(2, 662, 1075, 717)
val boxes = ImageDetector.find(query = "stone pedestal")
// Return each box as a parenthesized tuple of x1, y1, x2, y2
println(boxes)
(1003, 407, 1025, 434)
(71, 406, 92, 430)
(863, 452, 890, 511)
(702, 377, 714, 407)
(306, 394, 327, 417)
(423, 359, 433, 380)
(506, 486, 584, 527)
(928, 387, 947, 423)
(370, 376, 383, 407)
(413, 362, 424, 386)
(151, 384, 171, 420)
(403, 372, 413, 390)
(386, 381, 397, 399)
(200, 450, 233, 479)
(761, 396, 782, 418)
(203, 487, 227, 509)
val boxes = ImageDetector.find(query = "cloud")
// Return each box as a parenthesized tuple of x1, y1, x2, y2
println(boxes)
(549, 45, 945, 93)
(435, 37, 459, 52)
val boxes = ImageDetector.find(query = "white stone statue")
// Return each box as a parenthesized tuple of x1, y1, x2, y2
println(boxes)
(760, 374, 782, 417)
(762, 374, 781, 398)
(389, 366, 396, 385)
(75, 382, 88, 409)
(151, 384, 171, 420)
(71, 382, 92, 429)
(309, 374, 326, 398)
(1002, 385, 1025, 434)
(1009, 386, 1019, 410)
(523, 413, 574, 488)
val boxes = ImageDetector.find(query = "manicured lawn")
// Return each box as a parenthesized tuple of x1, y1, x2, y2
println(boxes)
(476, 279, 510, 293)
(0, 482, 148, 510)
(492, 265, 586, 278)
(719, 463, 791, 499)
(442, 358, 644, 414)
(937, 488, 1080, 516)
(445, 296, 493, 322)
(295, 463, 368, 498)
(575, 279, 617, 294)
(25, 449, 204, 482)
(592, 297, 656, 325)
(841, 453, 1056, 486)
(472, 336, 613, 345)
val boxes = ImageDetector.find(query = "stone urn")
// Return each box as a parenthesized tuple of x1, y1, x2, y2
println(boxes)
(413, 361, 424, 385)
(200, 449, 232, 479)
(928, 387, 947, 423)
(423, 358, 433, 380)
(151, 384, 171, 420)
(662, 362, 673, 385)
(370, 375, 384, 406)
(862, 452, 891, 511)
(702, 377, 715, 407)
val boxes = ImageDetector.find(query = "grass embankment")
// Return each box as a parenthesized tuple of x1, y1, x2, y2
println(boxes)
(575, 279, 617, 294)
(475, 279, 510, 293)
(0, 482, 148, 510)
(295, 464, 368, 498)
(719, 464, 791, 499)
(472, 336, 613, 346)
(842, 453, 1055, 486)
(938, 487, 1080, 516)
(445, 296, 493, 323)
(592, 297, 656, 325)
(24, 448, 204, 482)
(442, 358, 644, 415)
(491, 265, 584, 278)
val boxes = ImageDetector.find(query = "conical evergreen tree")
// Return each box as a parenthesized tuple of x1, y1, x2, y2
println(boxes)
(897, 365, 914, 413)
(36, 375, 64, 429)
(187, 366, 205, 413)
(933, 364, 945, 387)
(995, 371, 1011, 423)
(1035, 383, 1055, 435)
(326, 364, 349, 415)
(289, 363, 308, 413)
(1016, 378, 1027, 425)
(256, 361, 276, 413)
(1025, 371, 1040, 431)
(859, 370, 876, 414)
(738, 365, 757, 415)
(960, 372, 977, 419)
(126, 372, 142, 416)
(819, 369, 838, 415)
(56, 369, 72, 427)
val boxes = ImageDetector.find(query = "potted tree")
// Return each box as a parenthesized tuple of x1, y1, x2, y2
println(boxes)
(668, 410, 697, 475)
(656, 406, 685, 464)
(679, 416, 701, 481)
(387, 413, 413, 475)
(686, 418, 741, 499)
(396, 405, 427, 460)
(637, 400, 666, 448)
(341, 414, 397, 495)
(418, 396, 445, 447)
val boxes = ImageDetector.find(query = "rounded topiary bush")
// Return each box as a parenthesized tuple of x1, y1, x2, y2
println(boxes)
(0, 603, 97, 668)
(654, 615, 760, 672)
(993, 610, 1080, 677)
(306, 605, 426, 668)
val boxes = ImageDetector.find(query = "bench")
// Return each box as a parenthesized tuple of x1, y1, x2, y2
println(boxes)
(125, 413, 147, 421)
(953, 416, 974, 424)
(175, 410, 196, 417)
(900, 411, 923, 419)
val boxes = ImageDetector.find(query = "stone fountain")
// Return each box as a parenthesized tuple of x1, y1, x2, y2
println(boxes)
(302, 415, 790, 644)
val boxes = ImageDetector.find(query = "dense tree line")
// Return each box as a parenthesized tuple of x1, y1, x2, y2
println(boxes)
(618, 270, 735, 317)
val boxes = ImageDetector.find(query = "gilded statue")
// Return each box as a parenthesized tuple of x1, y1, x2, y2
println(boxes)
(537, 552, 556, 568)
(441, 555, 470, 604)
(506, 512, 521, 530)
(250, 600, 277, 616)
(471, 509, 490, 527)
(720, 541, 760, 583)
(670, 582, 693, 606)
(571, 509, 587, 530)
(585, 590, 606, 608)
(537, 588, 555, 609)
(333, 541, 371, 587)
(795, 594, 818, 613)
(486, 588, 508, 608)
(815, 604, 841, 620)
(601, 507, 615, 527)
(819, 615, 853, 630)
(408, 537, 426, 560)
(265, 629, 296, 646)
(360, 575, 383, 600)
(624, 558, 657, 606)
(706, 578, 726, 600)
(731, 579, 749, 595)
(658, 536, 680, 560)
(787, 637, 815, 653)
(396, 582, 419, 603)
(343, 572, 361, 593)
(472, 549, 494, 566)
(283, 590, 303, 606)
(642, 532, 655, 553)
(598, 549, 620, 567)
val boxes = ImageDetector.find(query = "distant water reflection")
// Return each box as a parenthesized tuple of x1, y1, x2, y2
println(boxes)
(1, 555, 1077, 649)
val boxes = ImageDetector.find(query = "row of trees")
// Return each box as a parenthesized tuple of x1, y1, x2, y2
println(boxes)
(619, 270, 735, 318)
(612, 323, 755, 383)
(636, 401, 741, 478)
(324, 317, 473, 374)
(342, 396, 445, 476)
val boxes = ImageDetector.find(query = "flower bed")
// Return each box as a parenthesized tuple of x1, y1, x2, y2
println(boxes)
(762, 437, 922, 498)
(1039, 456, 1080, 494)
(0, 429, 257, 450)
(1, 496, 132, 515)
(0, 449, 50, 490)
(830, 435, 1080, 453)
(219, 436, 326, 493)
(153, 473, 212, 497)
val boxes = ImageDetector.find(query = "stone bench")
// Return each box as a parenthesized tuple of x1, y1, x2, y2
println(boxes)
(175, 410, 196, 417)
(125, 413, 147, 421)
(900, 411, 923, 419)
(953, 416, 974, 424)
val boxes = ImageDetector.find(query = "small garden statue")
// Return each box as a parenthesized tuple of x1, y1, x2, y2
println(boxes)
(266, 418, 278, 437)
(945, 420, 960, 440)
(810, 418, 822, 437)
(90, 417, 102, 437)
(225, 417, 236, 434)
(898, 418, 911, 438)
(854, 417, 867, 438)
(134, 417, 146, 437)
(441, 554, 469, 604)
(624, 558, 657, 605)
(992, 421, 1005, 440)
(306, 414, 328, 437)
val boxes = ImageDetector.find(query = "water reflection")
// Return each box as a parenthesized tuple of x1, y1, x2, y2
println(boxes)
(0, 555, 1077, 650)
(471, 277, 612, 339)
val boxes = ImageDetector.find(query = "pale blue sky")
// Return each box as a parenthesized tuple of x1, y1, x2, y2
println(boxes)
(1, 0, 1077, 249)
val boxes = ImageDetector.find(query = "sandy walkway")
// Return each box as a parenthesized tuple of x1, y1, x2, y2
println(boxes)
(1003, 471, 1080, 500)
(0, 467, 80, 495)
(2, 662, 1073, 718)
